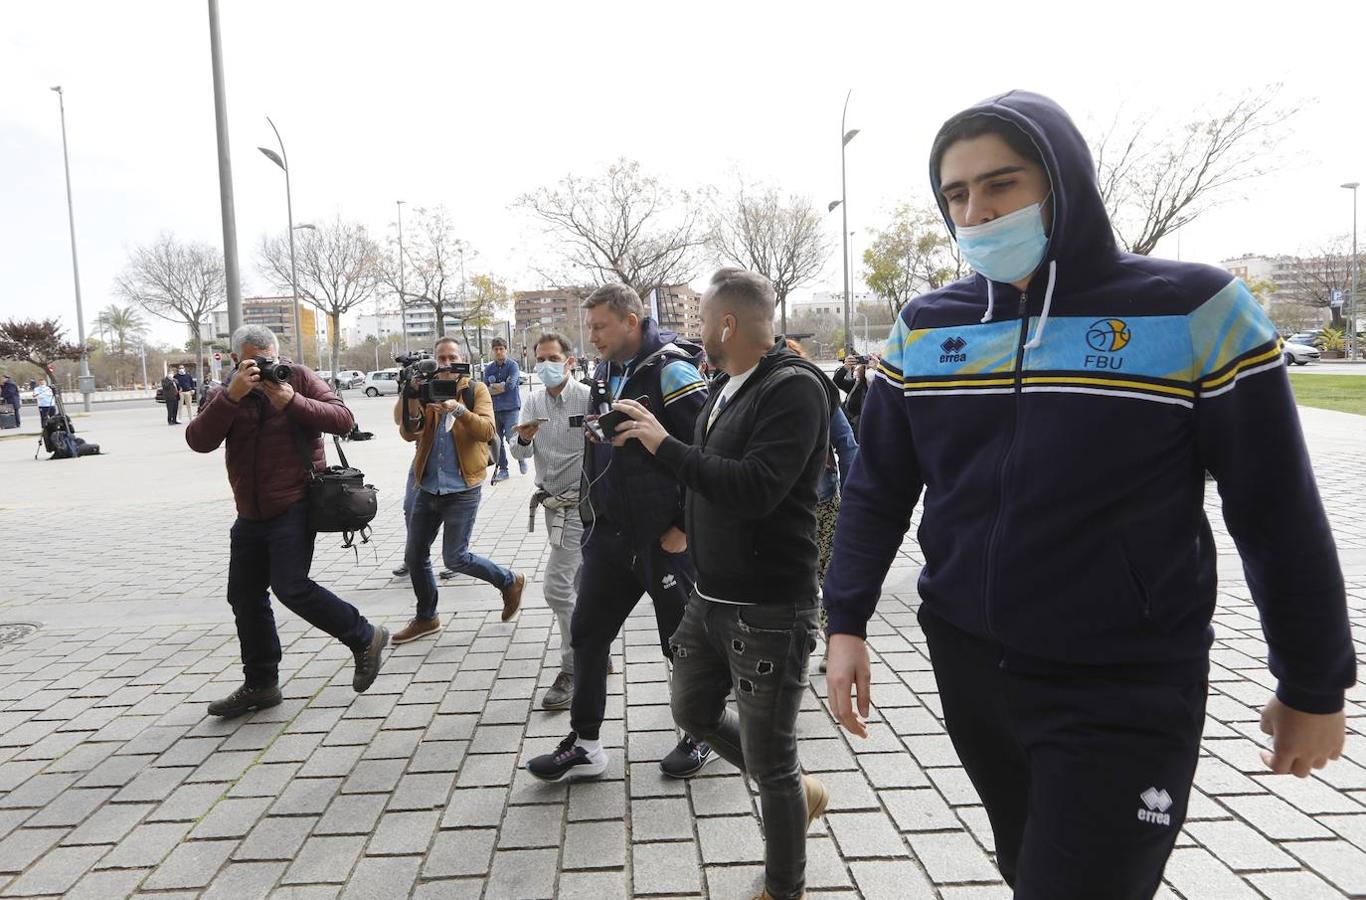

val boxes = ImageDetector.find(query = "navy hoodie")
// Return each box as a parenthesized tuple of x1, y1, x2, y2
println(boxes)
(822, 91, 1356, 714)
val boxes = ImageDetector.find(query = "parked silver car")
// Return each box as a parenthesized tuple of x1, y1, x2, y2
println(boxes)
(1283, 341, 1321, 366)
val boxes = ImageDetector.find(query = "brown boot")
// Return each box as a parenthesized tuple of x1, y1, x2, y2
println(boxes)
(803, 774, 829, 831)
(750, 892, 807, 900)
(391, 616, 442, 645)
(501, 572, 525, 622)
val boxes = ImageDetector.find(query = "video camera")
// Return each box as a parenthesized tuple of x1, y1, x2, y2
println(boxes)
(395, 351, 471, 406)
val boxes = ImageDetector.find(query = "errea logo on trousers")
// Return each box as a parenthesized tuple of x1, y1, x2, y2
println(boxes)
(1137, 787, 1172, 826)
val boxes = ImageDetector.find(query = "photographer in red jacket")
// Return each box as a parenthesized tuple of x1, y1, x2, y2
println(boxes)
(187, 325, 388, 718)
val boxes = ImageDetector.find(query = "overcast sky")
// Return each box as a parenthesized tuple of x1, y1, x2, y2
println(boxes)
(4, 0, 1364, 346)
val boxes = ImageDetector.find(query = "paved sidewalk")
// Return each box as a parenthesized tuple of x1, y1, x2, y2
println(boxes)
(0, 396, 1361, 898)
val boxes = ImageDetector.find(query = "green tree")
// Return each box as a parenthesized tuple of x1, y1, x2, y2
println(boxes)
(464, 273, 509, 362)
(93, 303, 148, 387)
(863, 204, 962, 321)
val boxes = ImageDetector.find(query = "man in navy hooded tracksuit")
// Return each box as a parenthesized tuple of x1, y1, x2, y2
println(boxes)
(823, 91, 1355, 899)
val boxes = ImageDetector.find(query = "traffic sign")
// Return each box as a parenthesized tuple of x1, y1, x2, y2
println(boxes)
(213, 352, 222, 361)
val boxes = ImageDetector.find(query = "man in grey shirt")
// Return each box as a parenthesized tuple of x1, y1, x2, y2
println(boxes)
(511, 332, 592, 709)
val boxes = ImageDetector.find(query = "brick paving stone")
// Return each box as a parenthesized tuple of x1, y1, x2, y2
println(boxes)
(0, 842, 107, 895)
(233, 816, 317, 862)
(484, 846, 558, 900)
(315, 793, 388, 837)
(62, 867, 148, 900)
(631, 840, 702, 895)
(631, 797, 694, 842)
(906, 830, 1000, 884)
(1282, 839, 1366, 895)
(826, 811, 908, 860)
(1246, 869, 1351, 900)
(199, 860, 287, 900)
(849, 859, 938, 898)
(558, 869, 626, 899)
(1162, 846, 1263, 899)
(24, 787, 113, 828)
(141, 839, 237, 890)
(281, 835, 366, 885)
(270, 777, 343, 817)
(496, 803, 562, 849)
(696, 814, 765, 865)
(423, 828, 495, 878)
(97, 821, 193, 869)
(1184, 818, 1299, 871)
(366, 810, 439, 855)
(189, 797, 273, 840)
(338, 856, 420, 900)
(441, 788, 510, 828)
(62, 802, 152, 846)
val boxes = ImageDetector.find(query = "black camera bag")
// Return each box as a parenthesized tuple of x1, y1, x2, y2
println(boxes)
(293, 429, 378, 548)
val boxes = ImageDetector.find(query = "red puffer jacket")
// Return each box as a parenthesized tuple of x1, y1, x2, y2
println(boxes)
(186, 365, 354, 521)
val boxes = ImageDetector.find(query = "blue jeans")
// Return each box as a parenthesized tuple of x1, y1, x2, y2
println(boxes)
(227, 500, 374, 687)
(405, 486, 513, 619)
(494, 409, 519, 472)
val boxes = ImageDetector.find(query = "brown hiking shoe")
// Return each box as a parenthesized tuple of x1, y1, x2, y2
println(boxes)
(803, 774, 829, 831)
(391, 616, 442, 645)
(501, 572, 525, 622)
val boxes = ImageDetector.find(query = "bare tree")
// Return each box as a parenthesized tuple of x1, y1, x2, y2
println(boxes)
(259, 216, 382, 380)
(862, 204, 963, 320)
(708, 181, 833, 334)
(1285, 237, 1354, 331)
(517, 158, 705, 304)
(115, 234, 225, 387)
(1093, 84, 1299, 256)
(377, 206, 472, 349)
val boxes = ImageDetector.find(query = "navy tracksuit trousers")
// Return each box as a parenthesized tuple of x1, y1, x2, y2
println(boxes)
(920, 609, 1206, 899)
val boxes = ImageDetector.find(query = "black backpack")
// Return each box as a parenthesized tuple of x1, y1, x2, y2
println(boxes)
(462, 382, 500, 470)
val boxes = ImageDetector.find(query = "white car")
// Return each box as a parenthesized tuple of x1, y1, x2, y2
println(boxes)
(1283, 341, 1321, 366)
(333, 370, 365, 389)
(362, 369, 402, 396)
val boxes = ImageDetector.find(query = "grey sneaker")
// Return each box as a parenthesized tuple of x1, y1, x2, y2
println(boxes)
(207, 683, 281, 718)
(391, 563, 409, 577)
(353, 625, 389, 693)
(541, 671, 574, 709)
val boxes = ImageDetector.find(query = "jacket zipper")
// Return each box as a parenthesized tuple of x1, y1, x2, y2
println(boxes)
(979, 291, 1031, 637)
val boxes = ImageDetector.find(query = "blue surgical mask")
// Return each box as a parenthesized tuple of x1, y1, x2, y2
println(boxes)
(954, 200, 1049, 284)
(535, 360, 567, 388)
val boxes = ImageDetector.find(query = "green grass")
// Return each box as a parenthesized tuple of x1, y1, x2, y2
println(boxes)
(1288, 374, 1366, 416)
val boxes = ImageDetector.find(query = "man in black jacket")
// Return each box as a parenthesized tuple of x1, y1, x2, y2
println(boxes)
(610, 268, 838, 900)
(525, 283, 714, 783)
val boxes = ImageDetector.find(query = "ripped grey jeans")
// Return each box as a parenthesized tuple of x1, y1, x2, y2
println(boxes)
(668, 591, 820, 900)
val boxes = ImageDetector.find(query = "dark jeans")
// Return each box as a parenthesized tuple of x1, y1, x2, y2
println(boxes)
(405, 486, 513, 619)
(920, 609, 1206, 899)
(493, 408, 518, 472)
(165, 395, 179, 424)
(570, 525, 694, 740)
(227, 500, 374, 687)
(670, 594, 820, 900)
(39, 406, 55, 427)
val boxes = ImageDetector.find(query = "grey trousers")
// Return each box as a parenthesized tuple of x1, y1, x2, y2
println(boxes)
(542, 504, 582, 674)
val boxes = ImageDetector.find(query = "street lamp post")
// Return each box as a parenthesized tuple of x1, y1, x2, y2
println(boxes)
(1344, 182, 1360, 360)
(397, 201, 408, 354)
(49, 86, 92, 413)
(839, 89, 860, 355)
(258, 118, 305, 366)
(858, 311, 869, 354)
(206, 0, 243, 334)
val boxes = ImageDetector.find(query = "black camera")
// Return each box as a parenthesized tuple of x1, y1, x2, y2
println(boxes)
(253, 357, 293, 383)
